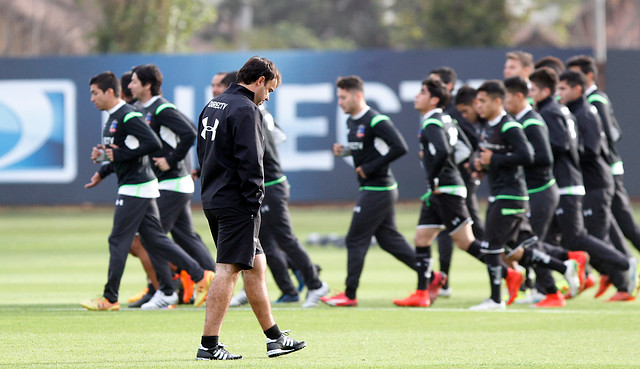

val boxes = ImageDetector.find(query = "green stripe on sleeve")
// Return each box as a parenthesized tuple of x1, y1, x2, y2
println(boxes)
(522, 118, 544, 129)
(155, 103, 177, 115)
(370, 114, 390, 127)
(421, 118, 443, 130)
(501, 121, 523, 133)
(123, 112, 143, 123)
(587, 94, 608, 105)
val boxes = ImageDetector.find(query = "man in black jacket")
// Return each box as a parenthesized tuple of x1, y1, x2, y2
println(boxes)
(81, 71, 214, 311)
(196, 57, 305, 360)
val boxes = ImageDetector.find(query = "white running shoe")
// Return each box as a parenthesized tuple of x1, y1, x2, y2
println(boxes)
(563, 259, 580, 298)
(469, 299, 506, 311)
(229, 289, 249, 307)
(438, 286, 452, 298)
(625, 258, 637, 295)
(140, 290, 178, 310)
(302, 282, 329, 308)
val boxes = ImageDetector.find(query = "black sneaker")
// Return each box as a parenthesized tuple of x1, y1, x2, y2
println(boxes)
(196, 343, 242, 360)
(266, 330, 306, 358)
(128, 293, 153, 308)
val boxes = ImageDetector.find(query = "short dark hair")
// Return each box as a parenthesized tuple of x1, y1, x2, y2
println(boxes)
(132, 64, 163, 96)
(430, 66, 457, 86)
(120, 71, 133, 100)
(477, 80, 505, 101)
(565, 54, 597, 78)
(534, 56, 565, 76)
(237, 56, 280, 86)
(454, 85, 477, 106)
(422, 77, 450, 108)
(559, 70, 586, 92)
(503, 76, 529, 97)
(221, 71, 238, 87)
(336, 75, 364, 92)
(90, 71, 120, 96)
(506, 50, 534, 69)
(529, 67, 558, 93)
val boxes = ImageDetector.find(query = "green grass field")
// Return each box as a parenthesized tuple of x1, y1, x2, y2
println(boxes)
(1, 203, 639, 368)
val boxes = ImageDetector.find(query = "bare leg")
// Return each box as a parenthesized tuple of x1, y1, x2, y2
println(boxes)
(202, 263, 241, 336)
(244, 254, 277, 330)
(130, 235, 158, 289)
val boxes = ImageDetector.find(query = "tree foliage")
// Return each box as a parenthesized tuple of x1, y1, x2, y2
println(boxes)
(89, 0, 216, 53)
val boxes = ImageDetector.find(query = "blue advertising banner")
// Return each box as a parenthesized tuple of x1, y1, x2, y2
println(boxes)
(7, 47, 630, 206)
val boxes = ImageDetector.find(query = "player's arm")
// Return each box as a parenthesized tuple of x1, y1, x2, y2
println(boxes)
(111, 114, 162, 162)
(523, 120, 553, 168)
(578, 113, 604, 159)
(234, 106, 265, 215)
(422, 123, 450, 189)
(358, 118, 408, 175)
(156, 108, 197, 168)
(490, 123, 533, 169)
(540, 110, 570, 156)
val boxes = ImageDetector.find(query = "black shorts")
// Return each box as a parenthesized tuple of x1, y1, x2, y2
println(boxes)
(204, 207, 263, 270)
(417, 194, 472, 235)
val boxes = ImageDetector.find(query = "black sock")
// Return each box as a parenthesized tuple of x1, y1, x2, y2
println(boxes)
(416, 246, 432, 290)
(466, 240, 484, 262)
(345, 288, 356, 300)
(264, 324, 281, 340)
(485, 253, 502, 303)
(521, 248, 567, 273)
(201, 335, 219, 349)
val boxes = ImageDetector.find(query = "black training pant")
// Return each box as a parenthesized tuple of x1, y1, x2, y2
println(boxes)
(345, 189, 415, 299)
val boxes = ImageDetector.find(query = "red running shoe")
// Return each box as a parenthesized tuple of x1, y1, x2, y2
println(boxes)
(607, 291, 635, 302)
(533, 291, 566, 308)
(393, 290, 430, 307)
(567, 251, 589, 289)
(320, 292, 357, 307)
(594, 275, 612, 298)
(505, 268, 524, 306)
(428, 271, 448, 302)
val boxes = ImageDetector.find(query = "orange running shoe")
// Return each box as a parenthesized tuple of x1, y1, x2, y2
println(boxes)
(393, 290, 430, 307)
(505, 268, 524, 306)
(180, 270, 195, 304)
(127, 287, 148, 303)
(533, 291, 566, 308)
(194, 270, 215, 307)
(428, 272, 447, 302)
(81, 297, 120, 311)
(594, 275, 612, 298)
(607, 291, 635, 302)
(567, 251, 589, 288)
(320, 292, 357, 307)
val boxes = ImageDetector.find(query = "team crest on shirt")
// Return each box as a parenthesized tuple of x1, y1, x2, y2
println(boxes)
(109, 120, 118, 133)
(356, 124, 365, 138)
(145, 112, 152, 125)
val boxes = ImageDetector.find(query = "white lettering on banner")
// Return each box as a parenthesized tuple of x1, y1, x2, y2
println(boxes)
(276, 83, 334, 171)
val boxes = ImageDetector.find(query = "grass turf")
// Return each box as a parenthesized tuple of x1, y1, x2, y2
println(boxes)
(0, 204, 639, 368)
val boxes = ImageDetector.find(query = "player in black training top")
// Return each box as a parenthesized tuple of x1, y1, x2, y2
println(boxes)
(321, 75, 417, 307)
(472, 80, 580, 310)
(81, 71, 214, 311)
(557, 70, 637, 300)
(529, 67, 633, 301)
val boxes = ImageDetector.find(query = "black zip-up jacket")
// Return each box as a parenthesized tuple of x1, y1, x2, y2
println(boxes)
(566, 96, 613, 191)
(420, 110, 464, 192)
(479, 112, 534, 198)
(143, 96, 196, 181)
(345, 108, 408, 188)
(98, 102, 162, 186)
(536, 96, 583, 189)
(516, 107, 555, 191)
(197, 83, 265, 214)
